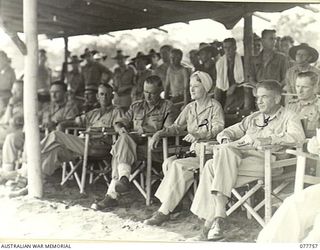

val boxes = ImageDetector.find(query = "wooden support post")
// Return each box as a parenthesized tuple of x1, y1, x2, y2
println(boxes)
(243, 13, 254, 110)
(23, 0, 43, 198)
(61, 36, 69, 82)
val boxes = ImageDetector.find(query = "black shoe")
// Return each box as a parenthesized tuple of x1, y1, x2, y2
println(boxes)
(91, 195, 118, 210)
(144, 211, 170, 226)
(114, 176, 130, 194)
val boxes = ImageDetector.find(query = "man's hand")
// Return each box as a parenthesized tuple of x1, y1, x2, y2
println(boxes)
(42, 121, 56, 131)
(183, 133, 198, 143)
(149, 131, 161, 150)
(8, 96, 19, 106)
(252, 137, 272, 148)
(221, 138, 231, 144)
(226, 84, 237, 96)
(114, 122, 127, 134)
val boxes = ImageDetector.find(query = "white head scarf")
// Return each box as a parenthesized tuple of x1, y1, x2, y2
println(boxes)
(191, 71, 213, 93)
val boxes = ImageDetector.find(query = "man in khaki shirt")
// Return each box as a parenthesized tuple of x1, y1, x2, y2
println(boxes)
(0, 80, 23, 145)
(92, 75, 173, 210)
(1, 81, 79, 173)
(285, 43, 320, 95)
(191, 80, 305, 241)
(37, 84, 123, 177)
(287, 71, 320, 137)
(246, 29, 289, 110)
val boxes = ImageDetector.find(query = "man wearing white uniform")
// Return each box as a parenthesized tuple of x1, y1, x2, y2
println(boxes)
(191, 80, 305, 241)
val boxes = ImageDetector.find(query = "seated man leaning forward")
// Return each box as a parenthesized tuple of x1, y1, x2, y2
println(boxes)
(145, 71, 224, 226)
(190, 80, 305, 241)
(91, 75, 174, 210)
(35, 83, 123, 178)
(287, 71, 320, 137)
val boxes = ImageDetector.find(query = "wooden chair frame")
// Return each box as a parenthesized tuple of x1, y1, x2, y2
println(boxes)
(61, 127, 117, 193)
(198, 141, 301, 227)
(286, 148, 320, 193)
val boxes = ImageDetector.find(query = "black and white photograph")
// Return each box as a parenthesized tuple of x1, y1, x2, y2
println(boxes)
(0, 0, 319, 246)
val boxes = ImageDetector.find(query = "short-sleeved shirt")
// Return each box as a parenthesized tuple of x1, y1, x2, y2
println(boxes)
(75, 106, 124, 129)
(162, 97, 224, 140)
(285, 65, 320, 94)
(165, 66, 190, 98)
(117, 99, 174, 133)
(217, 106, 305, 145)
(82, 61, 112, 87)
(41, 100, 80, 125)
(249, 50, 289, 86)
(0, 65, 16, 98)
(287, 97, 320, 134)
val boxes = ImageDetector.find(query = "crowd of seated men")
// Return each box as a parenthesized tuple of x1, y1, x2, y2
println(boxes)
(0, 28, 320, 241)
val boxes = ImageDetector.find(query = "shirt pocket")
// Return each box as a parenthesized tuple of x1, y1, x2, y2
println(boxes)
(133, 115, 144, 129)
(149, 115, 163, 130)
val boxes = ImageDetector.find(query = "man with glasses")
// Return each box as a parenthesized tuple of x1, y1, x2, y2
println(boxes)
(191, 80, 305, 241)
(92, 75, 173, 210)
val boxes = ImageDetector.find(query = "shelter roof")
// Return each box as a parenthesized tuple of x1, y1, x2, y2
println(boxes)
(0, 0, 304, 38)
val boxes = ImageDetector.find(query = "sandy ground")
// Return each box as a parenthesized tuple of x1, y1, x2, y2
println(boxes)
(0, 171, 266, 243)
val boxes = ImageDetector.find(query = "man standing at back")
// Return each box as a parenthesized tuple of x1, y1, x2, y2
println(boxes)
(285, 43, 320, 96)
(154, 45, 173, 89)
(246, 29, 289, 110)
(215, 38, 244, 113)
(81, 49, 113, 89)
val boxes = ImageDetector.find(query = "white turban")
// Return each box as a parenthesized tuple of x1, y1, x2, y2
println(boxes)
(191, 71, 213, 93)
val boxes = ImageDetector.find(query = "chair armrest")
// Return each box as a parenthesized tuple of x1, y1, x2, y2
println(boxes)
(257, 142, 303, 153)
(80, 127, 117, 140)
(286, 149, 319, 161)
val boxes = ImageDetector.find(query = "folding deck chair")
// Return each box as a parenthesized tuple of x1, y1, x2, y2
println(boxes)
(197, 141, 303, 227)
(61, 127, 117, 193)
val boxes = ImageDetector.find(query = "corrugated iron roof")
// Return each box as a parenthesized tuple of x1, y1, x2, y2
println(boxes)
(0, 0, 303, 38)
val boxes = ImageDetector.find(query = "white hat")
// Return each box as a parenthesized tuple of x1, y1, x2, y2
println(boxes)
(191, 71, 213, 93)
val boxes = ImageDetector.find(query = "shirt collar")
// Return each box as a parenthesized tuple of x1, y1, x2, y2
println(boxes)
(298, 96, 318, 106)
(190, 97, 214, 115)
(259, 105, 284, 120)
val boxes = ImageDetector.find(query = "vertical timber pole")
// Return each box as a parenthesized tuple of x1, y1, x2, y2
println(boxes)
(23, 0, 43, 197)
(61, 36, 68, 82)
(243, 13, 254, 110)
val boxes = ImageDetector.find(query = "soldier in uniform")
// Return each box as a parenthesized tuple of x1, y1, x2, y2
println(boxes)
(0, 80, 24, 145)
(34, 83, 123, 178)
(191, 80, 305, 241)
(92, 75, 174, 210)
(1, 81, 79, 175)
(287, 71, 320, 137)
